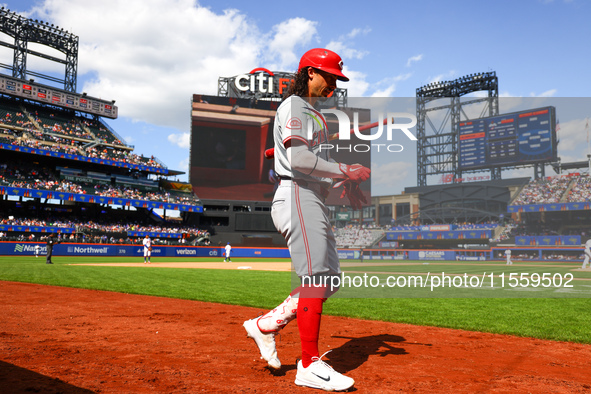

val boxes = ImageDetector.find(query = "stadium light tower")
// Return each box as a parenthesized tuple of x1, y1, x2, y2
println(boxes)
(0, 8, 79, 92)
(416, 72, 499, 186)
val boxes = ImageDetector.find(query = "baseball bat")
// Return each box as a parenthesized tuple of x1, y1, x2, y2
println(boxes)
(264, 117, 392, 159)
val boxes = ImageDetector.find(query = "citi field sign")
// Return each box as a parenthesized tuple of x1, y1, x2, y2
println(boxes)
(233, 68, 293, 95)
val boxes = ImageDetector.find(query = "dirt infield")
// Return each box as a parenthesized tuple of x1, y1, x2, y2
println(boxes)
(2, 281, 591, 393)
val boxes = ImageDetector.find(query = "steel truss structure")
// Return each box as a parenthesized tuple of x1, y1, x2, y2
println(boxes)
(0, 7, 78, 92)
(416, 72, 498, 187)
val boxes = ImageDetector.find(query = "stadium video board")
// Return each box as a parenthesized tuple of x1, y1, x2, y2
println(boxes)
(0, 74, 118, 119)
(189, 95, 371, 204)
(459, 106, 556, 170)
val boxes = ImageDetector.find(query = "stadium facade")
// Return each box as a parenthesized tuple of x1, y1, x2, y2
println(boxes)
(0, 9, 204, 247)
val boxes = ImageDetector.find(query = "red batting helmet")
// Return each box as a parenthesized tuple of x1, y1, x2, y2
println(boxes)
(298, 48, 349, 82)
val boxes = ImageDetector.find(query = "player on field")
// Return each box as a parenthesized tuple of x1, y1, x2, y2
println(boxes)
(243, 48, 370, 391)
(582, 238, 591, 269)
(143, 235, 152, 264)
(224, 242, 232, 262)
(505, 249, 513, 265)
(45, 234, 60, 264)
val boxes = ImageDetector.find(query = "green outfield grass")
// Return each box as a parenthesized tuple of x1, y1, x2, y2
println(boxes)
(1, 256, 590, 344)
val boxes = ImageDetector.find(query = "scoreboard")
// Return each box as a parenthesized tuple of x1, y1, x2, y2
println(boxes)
(459, 106, 556, 170)
(0, 74, 118, 119)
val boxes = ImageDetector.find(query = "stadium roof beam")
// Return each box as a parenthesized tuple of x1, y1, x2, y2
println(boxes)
(416, 71, 498, 187)
(551, 159, 590, 174)
(0, 8, 78, 92)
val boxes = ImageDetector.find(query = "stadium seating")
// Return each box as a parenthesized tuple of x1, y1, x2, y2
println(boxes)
(0, 214, 209, 245)
(566, 175, 591, 202)
(335, 225, 385, 248)
(0, 97, 166, 170)
(512, 175, 575, 205)
(0, 160, 199, 205)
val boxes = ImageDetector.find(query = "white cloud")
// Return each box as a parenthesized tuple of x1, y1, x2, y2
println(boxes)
(371, 160, 413, 187)
(341, 68, 369, 97)
(26, 0, 322, 132)
(265, 18, 319, 70)
(326, 40, 367, 60)
(556, 117, 590, 153)
(168, 132, 190, 149)
(371, 73, 412, 97)
(406, 54, 423, 67)
(326, 27, 371, 61)
(529, 89, 557, 97)
(178, 156, 190, 179)
(427, 70, 457, 84)
(346, 27, 371, 39)
(502, 167, 534, 180)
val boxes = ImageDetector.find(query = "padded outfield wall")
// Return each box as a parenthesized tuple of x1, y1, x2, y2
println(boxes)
(0, 242, 290, 258)
(0, 242, 585, 262)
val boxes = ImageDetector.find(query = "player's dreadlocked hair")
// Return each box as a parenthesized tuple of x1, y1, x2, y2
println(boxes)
(283, 67, 309, 101)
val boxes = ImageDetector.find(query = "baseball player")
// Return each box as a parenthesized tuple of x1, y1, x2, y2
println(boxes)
(45, 234, 60, 265)
(582, 238, 591, 269)
(505, 249, 512, 265)
(224, 242, 232, 262)
(243, 48, 369, 391)
(143, 235, 152, 264)
(34, 244, 41, 258)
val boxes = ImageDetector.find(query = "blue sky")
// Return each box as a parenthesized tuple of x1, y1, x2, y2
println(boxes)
(1, 0, 590, 196)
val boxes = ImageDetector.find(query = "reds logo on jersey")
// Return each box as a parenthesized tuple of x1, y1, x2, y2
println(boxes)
(286, 117, 302, 130)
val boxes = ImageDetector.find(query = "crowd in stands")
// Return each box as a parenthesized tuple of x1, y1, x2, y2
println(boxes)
(0, 217, 74, 229)
(33, 110, 95, 140)
(491, 223, 517, 243)
(0, 100, 166, 170)
(335, 224, 385, 248)
(566, 175, 591, 202)
(511, 174, 591, 205)
(390, 221, 499, 231)
(85, 146, 161, 167)
(0, 132, 80, 155)
(0, 161, 199, 205)
(0, 215, 210, 245)
(80, 118, 123, 145)
(512, 176, 571, 205)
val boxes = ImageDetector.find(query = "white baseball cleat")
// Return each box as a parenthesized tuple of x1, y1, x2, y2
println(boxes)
(295, 351, 354, 391)
(243, 318, 281, 370)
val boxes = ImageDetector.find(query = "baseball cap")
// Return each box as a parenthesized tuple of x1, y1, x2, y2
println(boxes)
(298, 48, 349, 82)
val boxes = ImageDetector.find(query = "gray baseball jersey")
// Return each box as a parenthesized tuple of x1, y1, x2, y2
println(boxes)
(271, 96, 340, 278)
(273, 96, 332, 188)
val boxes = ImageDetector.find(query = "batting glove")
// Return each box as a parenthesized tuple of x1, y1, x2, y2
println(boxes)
(338, 163, 371, 183)
(333, 179, 367, 210)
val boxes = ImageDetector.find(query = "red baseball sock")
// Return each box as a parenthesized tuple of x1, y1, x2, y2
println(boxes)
(297, 296, 324, 368)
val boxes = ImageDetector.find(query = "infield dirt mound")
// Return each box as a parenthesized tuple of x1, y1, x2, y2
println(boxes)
(1, 281, 591, 393)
